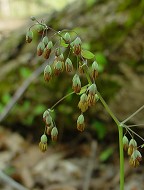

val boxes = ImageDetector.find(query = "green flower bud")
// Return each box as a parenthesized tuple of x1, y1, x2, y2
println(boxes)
(54, 61, 64, 75)
(73, 37, 82, 46)
(65, 58, 73, 72)
(44, 65, 52, 82)
(51, 127, 58, 141)
(77, 114, 85, 132)
(46, 115, 53, 126)
(64, 32, 71, 43)
(128, 139, 137, 156)
(55, 48, 61, 57)
(91, 61, 98, 80)
(73, 37, 82, 55)
(26, 30, 33, 43)
(30, 16, 36, 21)
(43, 110, 49, 122)
(72, 74, 81, 93)
(42, 36, 49, 46)
(129, 150, 142, 167)
(41, 134, 47, 143)
(122, 135, 129, 151)
(88, 84, 97, 96)
(36, 24, 45, 34)
(37, 41, 45, 56)
(47, 41, 53, 49)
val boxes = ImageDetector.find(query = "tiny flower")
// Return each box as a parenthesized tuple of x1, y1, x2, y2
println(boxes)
(55, 48, 61, 57)
(72, 74, 81, 93)
(43, 110, 49, 122)
(51, 127, 58, 141)
(46, 123, 54, 136)
(44, 65, 52, 82)
(128, 139, 137, 156)
(46, 115, 53, 126)
(43, 41, 53, 59)
(26, 30, 33, 43)
(77, 114, 85, 132)
(122, 135, 129, 151)
(65, 58, 73, 72)
(54, 61, 64, 75)
(64, 32, 71, 43)
(37, 41, 45, 56)
(59, 54, 65, 62)
(73, 37, 82, 55)
(39, 134, 48, 152)
(78, 93, 88, 112)
(129, 150, 142, 167)
(91, 61, 98, 80)
(87, 84, 97, 106)
(42, 36, 49, 46)
(36, 24, 45, 35)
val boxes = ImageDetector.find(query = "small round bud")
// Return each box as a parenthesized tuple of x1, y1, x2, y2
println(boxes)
(47, 41, 53, 49)
(128, 139, 137, 156)
(78, 93, 88, 112)
(46, 115, 53, 126)
(54, 61, 64, 75)
(73, 37, 82, 55)
(43, 110, 49, 122)
(26, 30, 33, 43)
(51, 127, 58, 141)
(88, 84, 97, 96)
(122, 135, 129, 151)
(77, 114, 85, 132)
(40, 134, 47, 143)
(72, 74, 81, 93)
(44, 65, 52, 82)
(64, 32, 71, 43)
(65, 58, 73, 72)
(42, 36, 49, 46)
(37, 41, 45, 56)
(129, 150, 142, 167)
(30, 16, 36, 21)
(36, 24, 45, 35)
(55, 48, 61, 57)
(91, 61, 98, 80)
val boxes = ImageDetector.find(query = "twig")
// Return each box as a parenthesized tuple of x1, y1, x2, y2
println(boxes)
(0, 170, 29, 190)
(0, 60, 52, 123)
(82, 140, 97, 190)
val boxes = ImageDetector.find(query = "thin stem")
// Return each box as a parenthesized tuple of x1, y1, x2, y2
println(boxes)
(121, 105, 144, 124)
(125, 126, 144, 142)
(50, 91, 74, 110)
(118, 126, 124, 190)
(127, 123, 144, 128)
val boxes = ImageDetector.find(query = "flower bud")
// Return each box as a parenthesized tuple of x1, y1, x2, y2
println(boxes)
(36, 24, 45, 35)
(73, 37, 82, 55)
(122, 135, 129, 151)
(88, 84, 97, 96)
(129, 150, 142, 167)
(128, 139, 137, 156)
(42, 36, 49, 46)
(43, 110, 49, 122)
(26, 30, 33, 43)
(46, 115, 53, 126)
(37, 41, 45, 56)
(44, 65, 52, 82)
(51, 127, 58, 141)
(65, 58, 73, 72)
(55, 48, 61, 57)
(64, 32, 71, 43)
(39, 134, 48, 152)
(30, 16, 36, 21)
(72, 74, 81, 93)
(78, 93, 88, 112)
(41, 134, 48, 143)
(77, 114, 85, 132)
(47, 41, 53, 49)
(91, 61, 98, 80)
(54, 61, 64, 75)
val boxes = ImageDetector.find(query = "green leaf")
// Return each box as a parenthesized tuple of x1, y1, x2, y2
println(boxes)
(99, 147, 114, 162)
(141, 144, 144, 148)
(81, 49, 95, 59)
(60, 38, 69, 47)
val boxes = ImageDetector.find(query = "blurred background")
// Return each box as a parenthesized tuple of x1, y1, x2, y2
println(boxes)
(0, 0, 144, 190)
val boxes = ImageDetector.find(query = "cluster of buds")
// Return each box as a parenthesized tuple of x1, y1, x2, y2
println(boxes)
(123, 135, 142, 167)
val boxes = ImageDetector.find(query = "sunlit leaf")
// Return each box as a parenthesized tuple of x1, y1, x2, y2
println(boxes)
(60, 38, 69, 47)
(81, 49, 95, 59)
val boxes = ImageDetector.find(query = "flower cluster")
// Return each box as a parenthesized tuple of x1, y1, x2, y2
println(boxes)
(123, 135, 142, 167)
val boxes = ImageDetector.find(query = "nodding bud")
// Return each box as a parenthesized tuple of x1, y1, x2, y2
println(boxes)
(77, 114, 85, 132)
(128, 139, 137, 156)
(54, 61, 64, 75)
(65, 58, 73, 72)
(47, 41, 53, 49)
(41, 134, 48, 143)
(73, 37, 82, 55)
(30, 16, 36, 21)
(78, 93, 88, 112)
(26, 30, 33, 43)
(55, 48, 61, 57)
(51, 127, 58, 141)
(36, 24, 45, 35)
(72, 74, 81, 93)
(37, 42, 45, 56)
(43, 110, 49, 122)
(88, 84, 97, 95)
(64, 32, 71, 43)
(46, 115, 53, 127)
(59, 54, 64, 62)
(91, 61, 98, 80)
(39, 134, 48, 152)
(42, 36, 49, 46)
(129, 150, 142, 167)
(44, 65, 52, 82)
(43, 41, 53, 59)
(123, 135, 129, 151)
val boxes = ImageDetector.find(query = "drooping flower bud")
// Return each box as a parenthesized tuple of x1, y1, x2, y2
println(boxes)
(129, 150, 142, 167)
(42, 36, 49, 46)
(51, 127, 58, 141)
(122, 135, 129, 151)
(91, 61, 98, 80)
(54, 61, 64, 76)
(39, 134, 48, 152)
(87, 84, 97, 106)
(43, 110, 49, 122)
(73, 37, 82, 55)
(128, 138, 137, 156)
(36, 24, 45, 35)
(55, 48, 61, 57)
(78, 93, 88, 112)
(64, 32, 71, 43)
(26, 30, 33, 43)
(44, 65, 52, 82)
(72, 74, 81, 93)
(65, 58, 73, 72)
(46, 115, 53, 127)
(37, 41, 45, 56)
(77, 114, 85, 132)
(43, 41, 53, 59)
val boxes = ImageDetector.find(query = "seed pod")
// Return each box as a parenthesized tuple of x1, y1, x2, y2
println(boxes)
(65, 58, 73, 72)
(54, 61, 64, 76)
(36, 24, 45, 35)
(72, 74, 81, 93)
(77, 114, 85, 132)
(37, 41, 45, 56)
(128, 139, 137, 156)
(122, 135, 129, 151)
(73, 37, 82, 55)
(91, 61, 98, 80)
(64, 32, 71, 43)
(44, 65, 52, 82)
(51, 127, 58, 141)
(42, 36, 49, 46)
(26, 30, 33, 43)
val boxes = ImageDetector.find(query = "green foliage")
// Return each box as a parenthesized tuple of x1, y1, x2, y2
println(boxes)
(81, 49, 95, 59)
(92, 121, 107, 140)
(99, 147, 114, 162)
